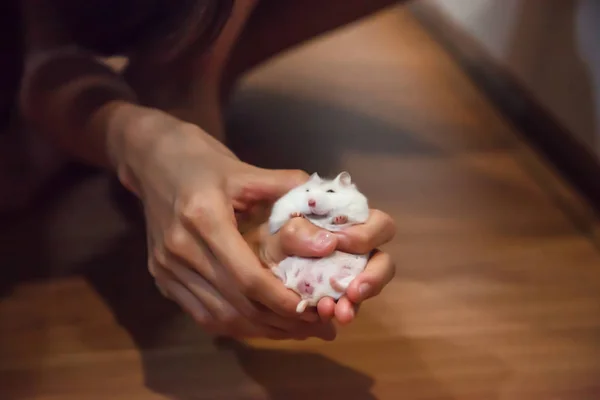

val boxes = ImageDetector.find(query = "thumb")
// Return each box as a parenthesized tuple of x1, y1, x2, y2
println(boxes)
(259, 218, 337, 267)
(238, 167, 310, 202)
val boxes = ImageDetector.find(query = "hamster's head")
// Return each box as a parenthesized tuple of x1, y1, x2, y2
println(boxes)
(296, 171, 364, 217)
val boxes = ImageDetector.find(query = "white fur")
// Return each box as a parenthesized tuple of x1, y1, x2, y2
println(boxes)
(274, 251, 369, 313)
(269, 171, 369, 234)
(268, 171, 370, 312)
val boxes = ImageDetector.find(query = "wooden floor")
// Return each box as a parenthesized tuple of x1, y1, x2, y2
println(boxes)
(2, 6, 600, 399)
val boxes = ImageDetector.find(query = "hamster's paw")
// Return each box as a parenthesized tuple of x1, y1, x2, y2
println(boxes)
(331, 277, 354, 293)
(290, 212, 306, 219)
(332, 215, 348, 225)
(330, 269, 355, 293)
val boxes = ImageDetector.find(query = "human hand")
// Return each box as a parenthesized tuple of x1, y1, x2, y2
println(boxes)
(109, 108, 336, 340)
(253, 208, 396, 325)
(320, 209, 396, 324)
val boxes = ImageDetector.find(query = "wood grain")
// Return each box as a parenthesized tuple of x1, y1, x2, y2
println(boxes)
(2, 7, 600, 400)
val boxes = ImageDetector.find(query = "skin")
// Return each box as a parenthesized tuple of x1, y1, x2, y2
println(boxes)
(18, 0, 400, 340)
(250, 210, 396, 325)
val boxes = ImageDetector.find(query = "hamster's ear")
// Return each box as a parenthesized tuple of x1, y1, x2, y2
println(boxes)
(335, 171, 352, 186)
(308, 172, 321, 182)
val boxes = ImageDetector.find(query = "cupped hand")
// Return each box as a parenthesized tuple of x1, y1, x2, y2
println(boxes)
(253, 208, 396, 325)
(319, 209, 396, 324)
(111, 108, 336, 340)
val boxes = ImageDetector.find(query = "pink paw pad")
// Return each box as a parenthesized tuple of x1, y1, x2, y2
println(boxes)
(332, 215, 348, 225)
(297, 281, 314, 295)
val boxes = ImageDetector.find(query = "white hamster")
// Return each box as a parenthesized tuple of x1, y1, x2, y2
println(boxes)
(268, 171, 370, 313)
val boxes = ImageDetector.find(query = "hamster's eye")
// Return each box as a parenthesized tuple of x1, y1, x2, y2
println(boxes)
(327, 189, 335, 193)
(306, 189, 310, 192)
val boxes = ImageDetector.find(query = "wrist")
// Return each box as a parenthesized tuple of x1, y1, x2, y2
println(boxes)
(99, 102, 195, 196)
(92, 100, 157, 195)
(93, 100, 141, 170)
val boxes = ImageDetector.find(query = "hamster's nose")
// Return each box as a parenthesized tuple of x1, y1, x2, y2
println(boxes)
(308, 199, 316, 207)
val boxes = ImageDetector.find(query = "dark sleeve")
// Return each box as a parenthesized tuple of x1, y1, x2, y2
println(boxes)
(50, 0, 233, 59)
(0, 0, 24, 131)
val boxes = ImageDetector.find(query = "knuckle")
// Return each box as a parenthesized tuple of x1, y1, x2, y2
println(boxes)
(163, 223, 189, 257)
(177, 193, 214, 227)
(372, 209, 397, 238)
(218, 307, 242, 327)
(280, 218, 302, 238)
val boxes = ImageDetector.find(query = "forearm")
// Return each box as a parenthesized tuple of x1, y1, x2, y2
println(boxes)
(19, 49, 142, 170)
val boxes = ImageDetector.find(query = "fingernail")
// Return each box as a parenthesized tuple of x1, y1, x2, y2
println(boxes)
(348, 307, 355, 319)
(313, 231, 334, 249)
(359, 283, 371, 299)
(339, 307, 354, 325)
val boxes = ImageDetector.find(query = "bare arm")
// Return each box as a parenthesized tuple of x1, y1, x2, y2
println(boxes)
(18, 0, 149, 171)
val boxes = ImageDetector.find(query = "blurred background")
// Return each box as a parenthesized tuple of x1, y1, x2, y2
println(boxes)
(1, 2, 600, 399)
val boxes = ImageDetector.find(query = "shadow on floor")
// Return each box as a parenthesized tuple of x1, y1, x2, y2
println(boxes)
(225, 87, 443, 175)
(0, 164, 100, 298)
(214, 337, 378, 400)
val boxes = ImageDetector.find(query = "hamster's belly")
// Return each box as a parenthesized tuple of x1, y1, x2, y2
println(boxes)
(276, 251, 368, 305)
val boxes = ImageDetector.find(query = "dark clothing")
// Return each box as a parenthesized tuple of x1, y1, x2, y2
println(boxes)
(0, 1, 24, 131)
(0, 0, 232, 131)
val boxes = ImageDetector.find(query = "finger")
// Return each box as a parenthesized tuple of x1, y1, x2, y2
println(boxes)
(161, 260, 307, 339)
(317, 297, 336, 323)
(169, 256, 325, 336)
(167, 261, 254, 330)
(234, 167, 310, 203)
(335, 209, 396, 254)
(261, 218, 337, 265)
(334, 296, 356, 326)
(164, 218, 317, 326)
(158, 275, 220, 334)
(162, 229, 318, 332)
(179, 192, 308, 319)
(345, 250, 396, 304)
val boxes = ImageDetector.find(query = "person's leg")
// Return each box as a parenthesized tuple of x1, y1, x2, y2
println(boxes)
(124, 0, 403, 140)
(220, 0, 402, 102)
